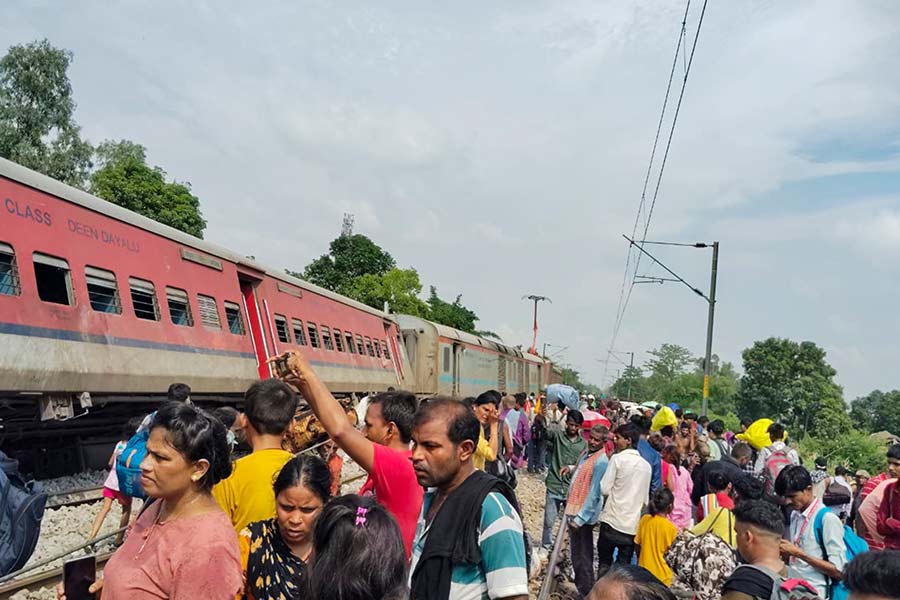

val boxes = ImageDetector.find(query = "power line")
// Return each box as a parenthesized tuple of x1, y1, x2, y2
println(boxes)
(604, 0, 693, 382)
(603, 0, 710, 383)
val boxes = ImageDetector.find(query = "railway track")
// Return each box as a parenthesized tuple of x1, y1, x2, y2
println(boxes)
(46, 486, 105, 509)
(0, 551, 113, 597)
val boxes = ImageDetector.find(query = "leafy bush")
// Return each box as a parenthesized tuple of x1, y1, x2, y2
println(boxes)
(797, 428, 886, 474)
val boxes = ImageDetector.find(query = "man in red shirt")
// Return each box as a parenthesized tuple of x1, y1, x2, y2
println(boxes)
(280, 351, 423, 557)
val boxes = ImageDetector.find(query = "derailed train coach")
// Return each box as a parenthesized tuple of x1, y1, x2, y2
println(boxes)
(0, 156, 560, 473)
(0, 158, 400, 448)
(397, 314, 555, 398)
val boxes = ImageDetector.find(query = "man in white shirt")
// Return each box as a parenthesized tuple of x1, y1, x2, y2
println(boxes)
(754, 422, 800, 476)
(776, 465, 846, 599)
(596, 422, 651, 574)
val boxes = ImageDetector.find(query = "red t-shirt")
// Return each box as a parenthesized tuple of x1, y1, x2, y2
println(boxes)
(358, 444, 423, 557)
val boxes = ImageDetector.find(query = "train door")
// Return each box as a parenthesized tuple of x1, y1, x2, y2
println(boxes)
(384, 321, 403, 387)
(452, 342, 463, 396)
(240, 277, 271, 378)
(498, 356, 507, 394)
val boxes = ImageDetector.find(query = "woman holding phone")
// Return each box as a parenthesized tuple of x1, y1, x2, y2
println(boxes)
(59, 401, 242, 599)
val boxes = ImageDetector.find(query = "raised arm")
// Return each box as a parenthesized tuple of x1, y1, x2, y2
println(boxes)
(280, 351, 375, 472)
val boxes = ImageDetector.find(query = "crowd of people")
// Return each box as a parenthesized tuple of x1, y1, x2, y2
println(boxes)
(60, 360, 900, 600)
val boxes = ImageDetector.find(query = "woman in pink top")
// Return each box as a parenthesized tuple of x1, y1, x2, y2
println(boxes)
(59, 401, 242, 600)
(662, 445, 694, 529)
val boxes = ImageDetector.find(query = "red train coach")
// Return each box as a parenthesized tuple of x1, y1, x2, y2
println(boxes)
(0, 157, 401, 433)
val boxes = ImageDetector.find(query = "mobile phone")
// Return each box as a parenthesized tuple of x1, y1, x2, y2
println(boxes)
(271, 353, 291, 378)
(63, 555, 96, 600)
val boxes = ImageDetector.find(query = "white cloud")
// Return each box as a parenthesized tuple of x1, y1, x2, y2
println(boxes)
(4, 0, 900, 399)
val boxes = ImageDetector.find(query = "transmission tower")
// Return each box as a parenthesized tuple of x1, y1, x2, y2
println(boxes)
(341, 213, 355, 237)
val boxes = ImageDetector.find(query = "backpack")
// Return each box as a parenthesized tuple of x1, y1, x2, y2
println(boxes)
(813, 506, 868, 600)
(713, 439, 729, 459)
(116, 415, 154, 499)
(734, 564, 821, 600)
(822, 481, 851, 508)
(0, 450, 47, 576)
(530, 416, 546, 443)
(764, 449, 793, 496)
(665, 509, 738, 600)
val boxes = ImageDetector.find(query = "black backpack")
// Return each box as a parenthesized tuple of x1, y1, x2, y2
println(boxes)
(0, 450, 47, 576)
(530, 416, 546, 443)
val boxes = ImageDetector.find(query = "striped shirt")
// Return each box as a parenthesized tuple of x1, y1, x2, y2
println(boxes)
(410, 490, 529, 600)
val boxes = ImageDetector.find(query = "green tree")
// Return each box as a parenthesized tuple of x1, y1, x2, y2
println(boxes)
(642, 344, 695, 405)
(850, 390, 900, 435)
(95, 138, 145, 166)
(425, 286, 479, 332)
(346, 268, 429, 315)
(735, 338, 850, 439)
(610, 365, 647, 402)
(689, 355, 739, 415)
(0, 39, 93, 187)
(301, 234, 395, 295)
(560, 367, 601, 396)
(798, 429, 886, 475)
(645, 344, 694, 380)
(90, 140, 206, 238)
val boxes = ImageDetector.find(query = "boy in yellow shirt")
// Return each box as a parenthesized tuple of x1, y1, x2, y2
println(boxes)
(213, 379, 298, 531)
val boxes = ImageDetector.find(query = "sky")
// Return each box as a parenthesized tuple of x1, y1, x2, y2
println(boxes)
(4, 1, 900, 401)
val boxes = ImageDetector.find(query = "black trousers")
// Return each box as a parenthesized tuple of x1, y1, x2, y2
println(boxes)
(596, 522, 635, 576)
(569, 524, 595, 598)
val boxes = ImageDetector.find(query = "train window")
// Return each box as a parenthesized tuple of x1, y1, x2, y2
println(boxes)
(165, 287, 193, 326)
(129, 277, 159, 320)
(291, 318, 307, 345)
(321, 326, 334, 351)
(442, 347, 451, 373)
(364, 336, 375, 357)
(382, 341, 391, 361)
(334, 329, 344, 352)
(33, 253, 74, 306)
(0, 243, 21, 296)
(355, 334, 364, 355)
(85, 266, 122, 314)
(374, 340, 382, 358)
(307, 322, 320, 348)
(344, 332, 356, 354)
(224, 301, 245, 335)
(274, 314, 291, 343)
(197, 294, 221, 329)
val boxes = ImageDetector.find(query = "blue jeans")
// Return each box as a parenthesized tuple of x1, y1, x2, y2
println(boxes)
(541, 490, 567, 548)
(528, 440, 546, 472)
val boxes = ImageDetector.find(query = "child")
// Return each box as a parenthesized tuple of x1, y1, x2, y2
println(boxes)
(319, 439, 344, 497)
(307, 495, 408, 600)
(88, 417, 141, 543)
(212, 379, 299, 532)
(634, 487, 679, 586)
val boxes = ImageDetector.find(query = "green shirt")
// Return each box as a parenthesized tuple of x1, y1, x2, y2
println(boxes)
(545, 428, 587, 496)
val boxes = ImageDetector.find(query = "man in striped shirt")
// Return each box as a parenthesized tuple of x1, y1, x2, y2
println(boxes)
(409, 397, 529, 600)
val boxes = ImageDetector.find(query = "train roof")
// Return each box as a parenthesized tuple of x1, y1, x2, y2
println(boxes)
(396, 315, 547, 365)
(0, 157, 391, 320)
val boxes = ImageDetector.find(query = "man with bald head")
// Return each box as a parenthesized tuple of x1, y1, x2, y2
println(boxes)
(408, 397, 528, 600)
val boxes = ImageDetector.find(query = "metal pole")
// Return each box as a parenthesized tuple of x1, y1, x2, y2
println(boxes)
(627, 352, 634, 402)
(702, 241, 719, 417)
(536, 511, 569, 600)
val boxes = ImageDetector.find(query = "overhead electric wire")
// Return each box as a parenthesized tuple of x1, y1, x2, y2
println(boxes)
(603, 0, 692, 382)
(603, 0, 710, 385)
